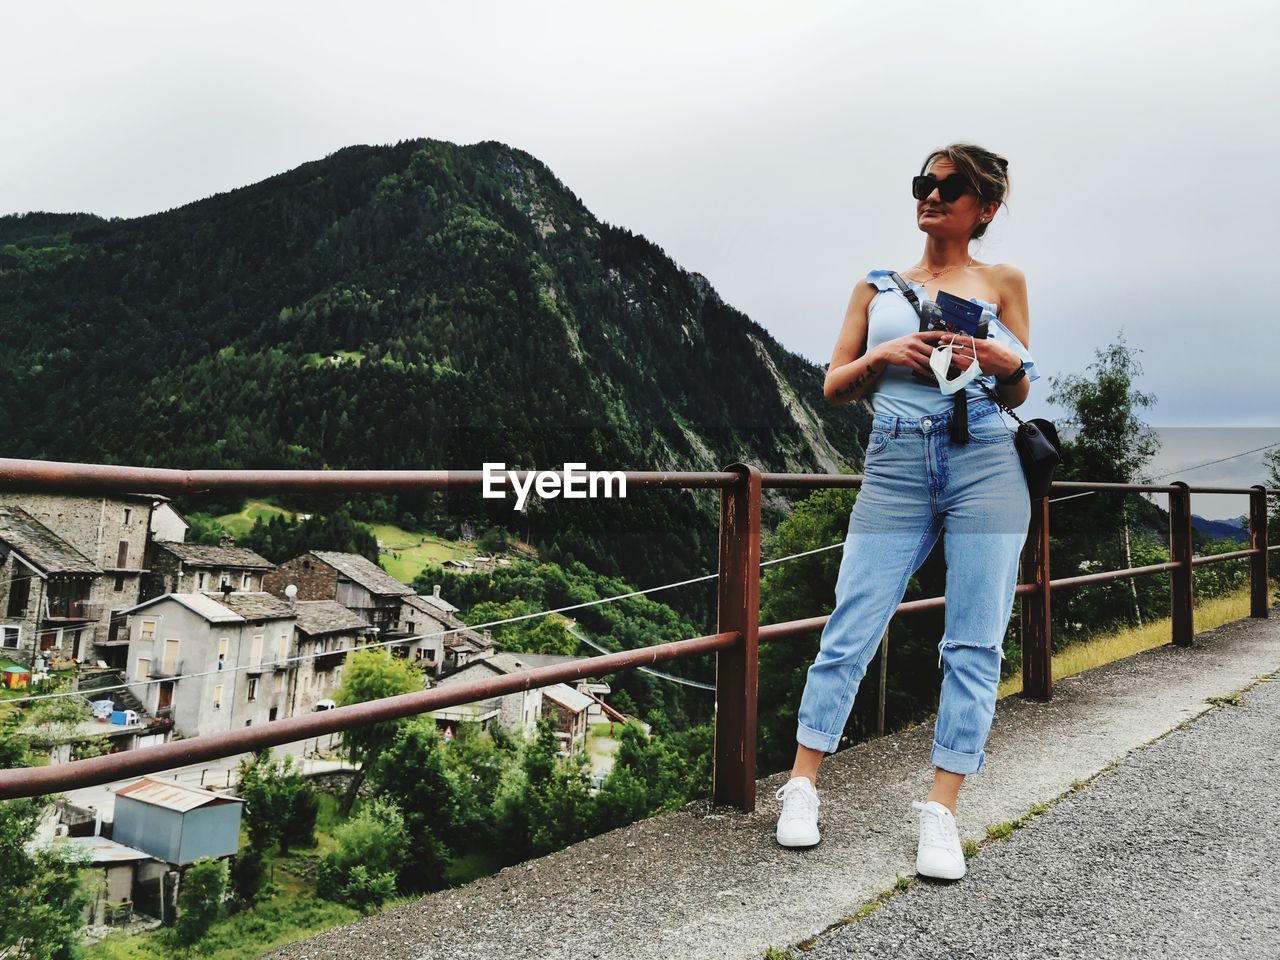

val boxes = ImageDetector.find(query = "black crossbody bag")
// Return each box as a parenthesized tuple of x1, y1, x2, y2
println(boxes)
(889, 272, 1065, 500)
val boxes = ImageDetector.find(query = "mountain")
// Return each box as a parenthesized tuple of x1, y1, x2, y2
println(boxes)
(0, 139, 869, 590)
(1191, 515, 1248, 543)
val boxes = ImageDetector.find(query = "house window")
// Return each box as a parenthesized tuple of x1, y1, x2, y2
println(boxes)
(116, 541, 129, 568)
(124, 508, 132, 524)
(250, 634, 264, 663)
(6, 574, 30, 617)
(220, 575, 231, 591)
(247, 677, 259, 702)
(162, 639, 180, 674)
(268, 707, 278, 722)
(217, 637, 229, 670)
(241, 573, 250, 590)
(212, 684, 223, 709)
(273, 672, 285, 694)
(198, 572, 208, 590)
(140, 619, 157, 644)
(302, 560, 311, 571)
(114, 574, 125, 592)
(277, 633, 289, 661)
(135, 657, 151, 681)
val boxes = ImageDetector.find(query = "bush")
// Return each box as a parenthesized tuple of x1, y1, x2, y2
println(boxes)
(315, 799, 408, 911)
(176, 858, 228, 947)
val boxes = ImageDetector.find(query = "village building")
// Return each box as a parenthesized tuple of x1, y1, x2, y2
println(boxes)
(263, 550, 412, 635)
(289, 599, 370, 715)
(140, 539, 275, 601)
(120, 592, 298, 738)
(0, 492, 158, 657)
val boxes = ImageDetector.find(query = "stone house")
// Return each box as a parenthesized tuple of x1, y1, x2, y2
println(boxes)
(389, 585, 491, 677)
(0, 496, 157, 670)
(429, 651, 592, 754)
(0, 504, 103, 665)
(263, 550, 411, 635)
(141, 540, 275, 601)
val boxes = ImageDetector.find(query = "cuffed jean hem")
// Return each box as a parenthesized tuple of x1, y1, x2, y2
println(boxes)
(797, 719, 841, 754)
(931, 740, 985, 775)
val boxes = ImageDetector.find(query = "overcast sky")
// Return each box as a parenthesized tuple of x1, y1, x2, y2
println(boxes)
(3, 1, 1276, 518)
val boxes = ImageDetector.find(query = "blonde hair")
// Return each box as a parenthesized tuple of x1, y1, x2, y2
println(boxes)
(920, 143, 1010, 239)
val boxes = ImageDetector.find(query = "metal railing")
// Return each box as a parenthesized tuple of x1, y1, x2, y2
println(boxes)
(0, 457, 1275, 811)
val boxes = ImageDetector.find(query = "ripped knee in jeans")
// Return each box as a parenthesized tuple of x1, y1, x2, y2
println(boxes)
(937, 637, 1006, 668)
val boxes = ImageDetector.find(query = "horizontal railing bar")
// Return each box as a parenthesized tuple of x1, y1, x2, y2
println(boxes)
(3, 458, 1276, 498)
(759, 473, 864, 489)
(0, 630, 740, 799)
(1191, 548, 1262, 566)
(1046, 560, 1183, 590)
(0, 459, 739, 496)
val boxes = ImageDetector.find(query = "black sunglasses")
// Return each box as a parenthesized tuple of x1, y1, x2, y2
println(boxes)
(912, 173, 974, 203)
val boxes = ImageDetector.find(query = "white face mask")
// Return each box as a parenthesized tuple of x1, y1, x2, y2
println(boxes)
(929, 339, 984, 396)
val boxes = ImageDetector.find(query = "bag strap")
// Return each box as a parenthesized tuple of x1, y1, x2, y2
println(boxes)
(888, 271, 1030, 427)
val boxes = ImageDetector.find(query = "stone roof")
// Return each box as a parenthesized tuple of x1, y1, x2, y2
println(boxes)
(404, 592, 459, 616)
(156, 542, 274, 570)
(311, 551, 414, 597)
(295, 600, 370, 637)
(0, 505, 101, 575)
(214, 591, 295, 621)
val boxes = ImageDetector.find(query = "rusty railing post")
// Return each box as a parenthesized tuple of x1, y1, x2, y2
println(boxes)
(1250, 484, 1270, 618)
(1169, 480, 1194, 646)
(1020, 493, 1052, 700)
(712, 462, 762, 812)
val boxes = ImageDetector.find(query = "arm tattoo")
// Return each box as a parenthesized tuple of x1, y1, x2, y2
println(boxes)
(830, 358, 884, 402)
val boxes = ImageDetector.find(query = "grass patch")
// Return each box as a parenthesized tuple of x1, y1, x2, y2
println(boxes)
(762, 948, 794, 960)
(373, 526, 477, 583)
(84, 895, 361, 960)
(998, 584, 1255, 699)
(1206, 692, 1243, 707)
(215, 500, 297, 537)
(985, 821, 1017, 841)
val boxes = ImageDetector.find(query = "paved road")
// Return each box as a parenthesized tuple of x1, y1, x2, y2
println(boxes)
(803, 673, 1280, 960)
(266, 611, 1280, 960)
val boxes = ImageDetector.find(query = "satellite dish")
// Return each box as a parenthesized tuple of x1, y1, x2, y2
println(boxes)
(285, 584, 298, 599)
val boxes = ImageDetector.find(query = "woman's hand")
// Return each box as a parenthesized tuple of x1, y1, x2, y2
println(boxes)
(936, 332, 1021, 379)
(871, 330, 958, 377)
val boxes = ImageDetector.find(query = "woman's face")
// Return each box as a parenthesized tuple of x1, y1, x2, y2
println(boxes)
(916, 156, 995, 240)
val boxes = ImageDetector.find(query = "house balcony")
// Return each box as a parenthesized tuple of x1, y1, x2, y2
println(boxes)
(147, 660, 184, 680)
(44, 597, 95, 620)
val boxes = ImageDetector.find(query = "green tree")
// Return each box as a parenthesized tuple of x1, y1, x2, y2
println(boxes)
(1047, 334, 1162, 636)
(333, 649, 422, 814)
(237, 752, 319, 855)
(0, 799, 89, 960)
(368, 718, 460, 892)
(175, 857, 228, 948)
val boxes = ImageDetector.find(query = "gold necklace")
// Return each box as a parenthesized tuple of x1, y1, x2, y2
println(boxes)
(907, 257, 974, 284)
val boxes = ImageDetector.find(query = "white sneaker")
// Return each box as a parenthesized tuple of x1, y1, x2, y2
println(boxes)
(775, 776, 821, 847)
(912, 799, 966, 879)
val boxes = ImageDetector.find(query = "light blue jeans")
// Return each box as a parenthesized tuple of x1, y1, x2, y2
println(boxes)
(795, 396, 1031, 774)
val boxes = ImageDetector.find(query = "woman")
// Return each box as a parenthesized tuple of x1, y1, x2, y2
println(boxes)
(774, 143, 1039, 881)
